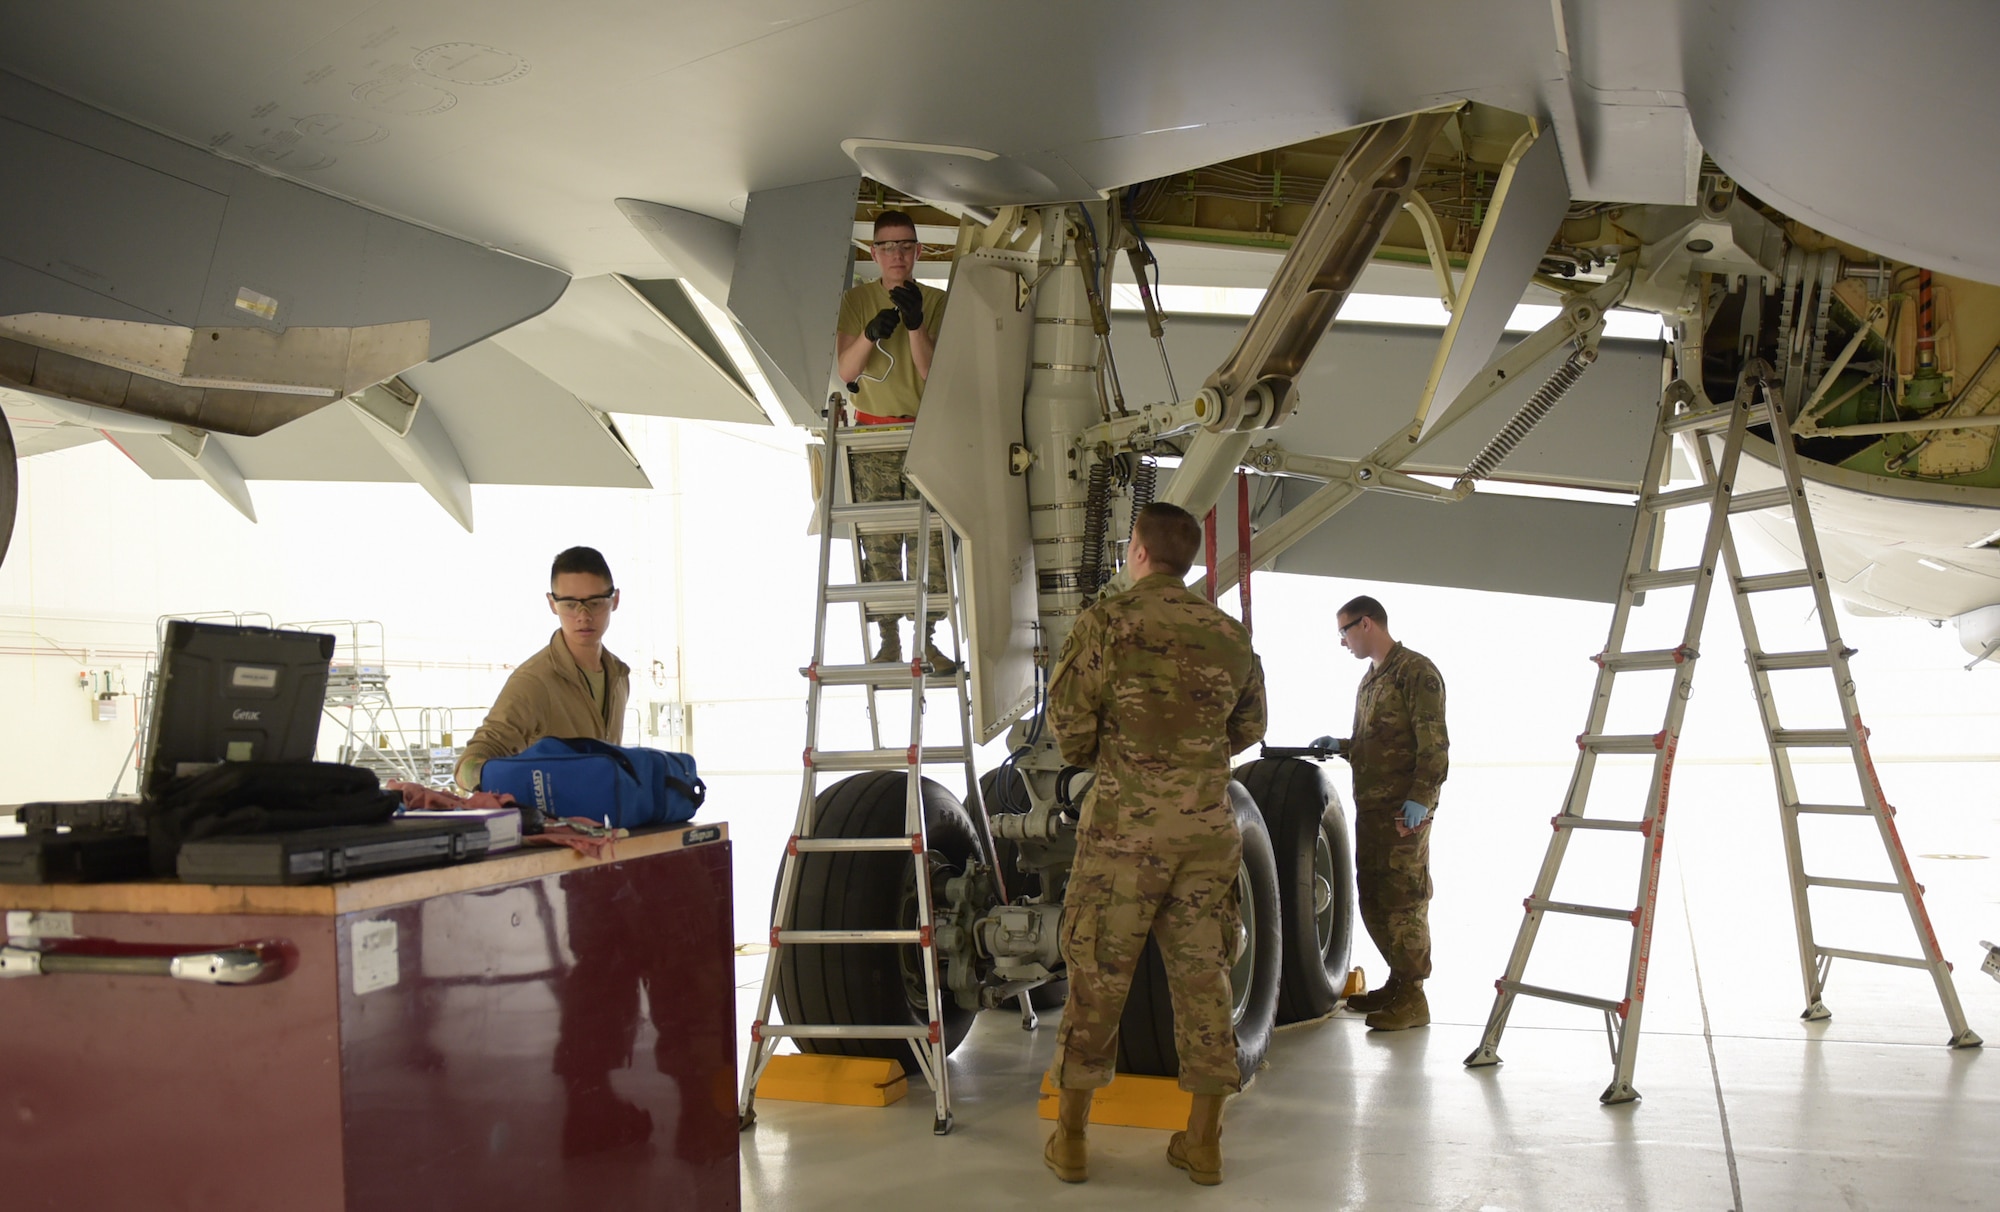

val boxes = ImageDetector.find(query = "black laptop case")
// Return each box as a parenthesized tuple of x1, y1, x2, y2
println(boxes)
(0, 833, 155, 884)
(175, 818, 491, 886)
(19, 799, 149, 836)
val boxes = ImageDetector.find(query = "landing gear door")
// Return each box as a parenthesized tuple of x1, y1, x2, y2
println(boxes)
(906, 248, 1038, 742)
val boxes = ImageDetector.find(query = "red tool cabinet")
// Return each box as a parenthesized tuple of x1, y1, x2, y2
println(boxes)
(0, 825, 738, 1211)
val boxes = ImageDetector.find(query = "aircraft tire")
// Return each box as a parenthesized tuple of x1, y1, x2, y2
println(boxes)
(0, 409, 16, 569)
(1237, 757, 1355, 1023)
(1114, 782, 1281, 1088)
(775, 771, 978, 1061)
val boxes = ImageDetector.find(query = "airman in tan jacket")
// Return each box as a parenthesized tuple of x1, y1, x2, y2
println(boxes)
(456, 547, 629, 792)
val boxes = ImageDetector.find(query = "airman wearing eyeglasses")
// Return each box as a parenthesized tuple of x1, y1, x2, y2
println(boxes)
(1324, 594, 1448, 1032)
(455, 546, 631, 792)
(833, 209, 953, 669)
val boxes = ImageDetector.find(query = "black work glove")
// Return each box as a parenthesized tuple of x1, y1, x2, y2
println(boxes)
(864, 307, 901, 343)
(889, 281, 924, 332)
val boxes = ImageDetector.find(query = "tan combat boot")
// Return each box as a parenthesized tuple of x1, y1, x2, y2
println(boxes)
(1044, 1087, 1090, 1182)
(1364, 980, 1430, 1031)
(1344, 974, 1401, 1015)
(870, 620, 903, 665)
(921, 622, 958, 674)
(1166, 1092, 1227, 1185)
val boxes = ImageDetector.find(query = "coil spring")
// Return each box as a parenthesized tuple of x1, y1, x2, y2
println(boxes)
(1078, 460, 1112, 594)
(1130, 455, 1157, 515)
(1456, 350, 1593, 489)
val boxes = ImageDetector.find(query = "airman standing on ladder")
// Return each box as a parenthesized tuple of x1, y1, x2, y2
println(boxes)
(1324, 593, 1449, 1032)
(834, 209, 953, 670)
(1042, 503, 1268, 1187)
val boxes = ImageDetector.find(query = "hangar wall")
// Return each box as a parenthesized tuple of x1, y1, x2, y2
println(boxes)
(0, 417, 825, 807)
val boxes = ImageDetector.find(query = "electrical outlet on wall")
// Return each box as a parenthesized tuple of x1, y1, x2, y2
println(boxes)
(649, 701, 690, 750)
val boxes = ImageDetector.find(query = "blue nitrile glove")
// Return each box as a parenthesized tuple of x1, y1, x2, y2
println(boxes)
(1401, 799, 1430, 830)
(1310, 735, 1342, 755)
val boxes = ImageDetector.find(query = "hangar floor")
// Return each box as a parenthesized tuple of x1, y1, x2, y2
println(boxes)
(728, 762, 1999, 1210)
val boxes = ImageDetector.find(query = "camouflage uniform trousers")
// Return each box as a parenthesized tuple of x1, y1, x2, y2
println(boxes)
(1355, 806, 1432, 983)
(1049, 831, 1244, 1096)
(848, 447, 946, 622)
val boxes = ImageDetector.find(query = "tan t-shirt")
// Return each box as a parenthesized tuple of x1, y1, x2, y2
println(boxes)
(836, 278, 948, 418)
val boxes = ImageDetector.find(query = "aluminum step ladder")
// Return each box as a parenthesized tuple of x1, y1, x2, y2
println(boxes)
(1705, 377, 1981, 1053)
(739, 414, 983, 1137)
(1462, 366, 1980, 1104)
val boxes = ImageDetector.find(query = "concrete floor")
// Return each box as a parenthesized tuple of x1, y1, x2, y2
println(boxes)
(728, 761, 1999, 1210)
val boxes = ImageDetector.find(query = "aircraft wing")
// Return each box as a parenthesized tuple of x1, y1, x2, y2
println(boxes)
(3, 408, 104, 459)
(7, 0, 2000, 611)
(63, 345, 649, 487)
(3, 347, 659, 492)
(2, 266, 774, 524)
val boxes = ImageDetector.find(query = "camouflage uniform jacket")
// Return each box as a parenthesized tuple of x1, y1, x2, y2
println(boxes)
(1347, 642, 1449, 814)
(1048, 573, 1267, 851)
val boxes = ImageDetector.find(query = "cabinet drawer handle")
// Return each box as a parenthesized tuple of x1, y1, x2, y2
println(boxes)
(0, 941, 288, 985)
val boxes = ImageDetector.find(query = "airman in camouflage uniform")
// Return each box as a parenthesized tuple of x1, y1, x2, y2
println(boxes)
(833, 209, 950, 669)
(1042, 503, 1266, 1187)
(847, 446, 948, 629)
(1333, 594, 1448, 1031)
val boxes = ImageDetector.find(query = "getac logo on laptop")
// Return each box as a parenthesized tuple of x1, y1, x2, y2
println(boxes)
(142, 621, 334, 799)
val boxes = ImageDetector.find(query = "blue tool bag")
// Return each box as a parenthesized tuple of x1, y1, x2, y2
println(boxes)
(479, 737, 705, 829)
